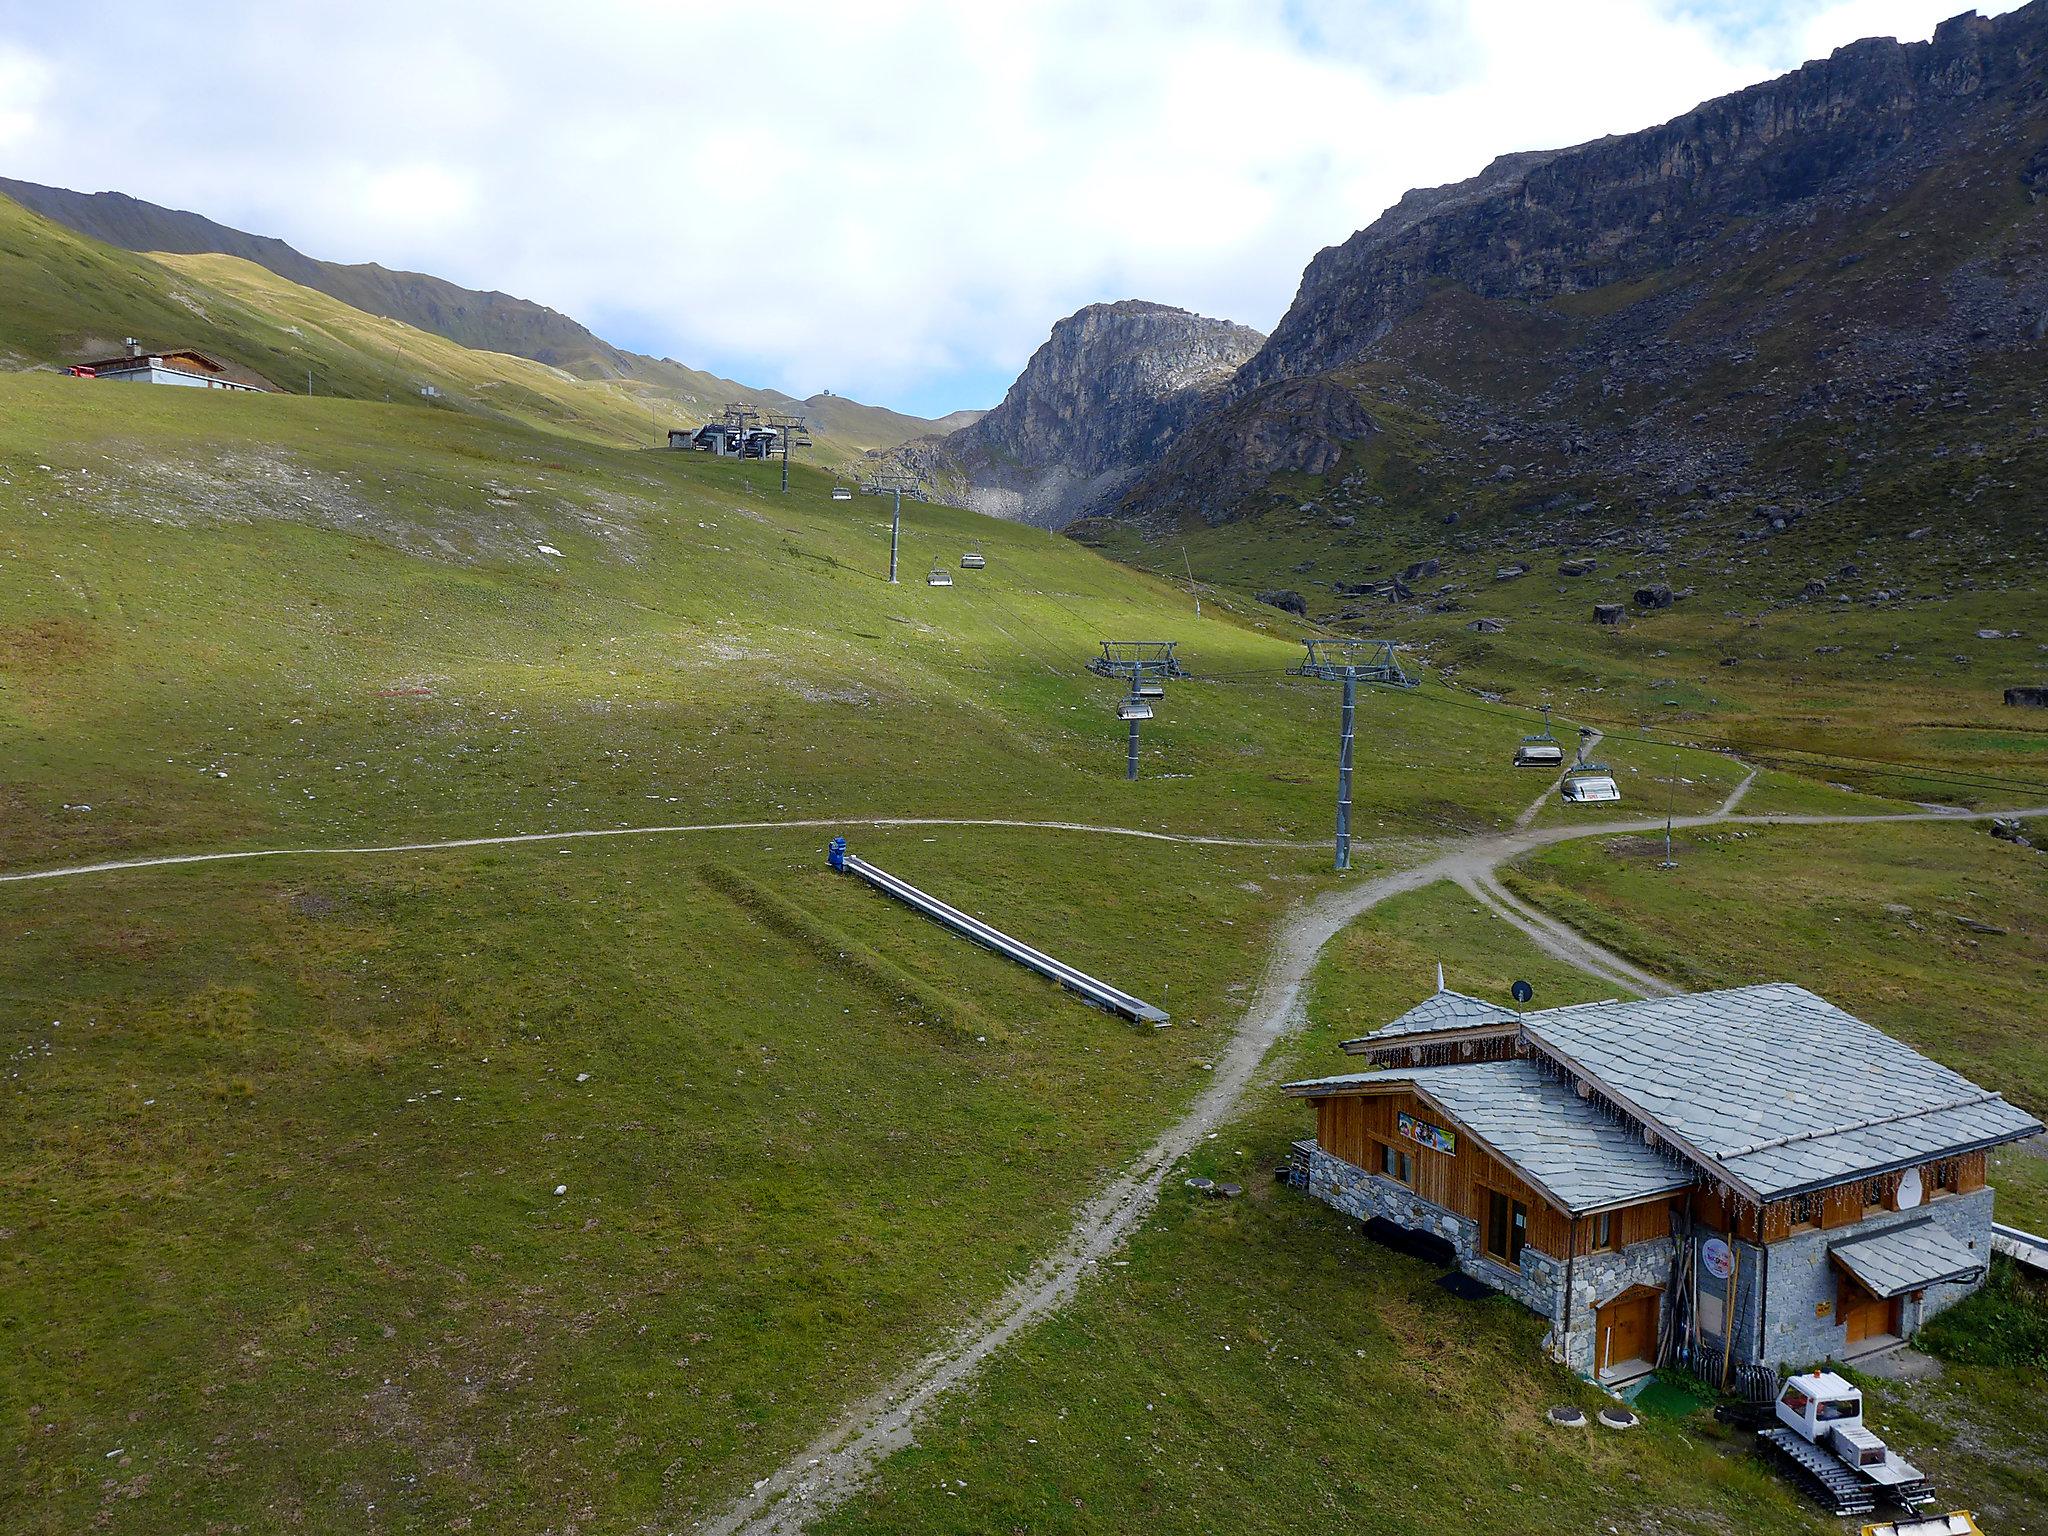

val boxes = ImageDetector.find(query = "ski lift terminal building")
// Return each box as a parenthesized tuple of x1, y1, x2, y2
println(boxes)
(1284, 982, 2040, 1385)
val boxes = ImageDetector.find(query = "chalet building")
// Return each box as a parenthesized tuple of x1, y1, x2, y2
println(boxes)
(72, 341, 269, 392)
(1284, 982, 2041, 1386)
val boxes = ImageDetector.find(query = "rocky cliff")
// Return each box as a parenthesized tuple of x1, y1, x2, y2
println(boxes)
(937, 300, 1264, 527)
(1054, 1, 2048, 575)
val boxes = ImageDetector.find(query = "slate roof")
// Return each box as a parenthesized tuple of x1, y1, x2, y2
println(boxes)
(1521, 983, 2043, 1200)
(1830, 1218, 1985, 1299)
(1341, 987, 1520, 1049)
(1280, 1059, 1695, 1213)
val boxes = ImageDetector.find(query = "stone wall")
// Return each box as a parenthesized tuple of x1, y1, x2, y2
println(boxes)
(1305, 1145, 1676, 1379)
(1757, 1190, 1994, 1367)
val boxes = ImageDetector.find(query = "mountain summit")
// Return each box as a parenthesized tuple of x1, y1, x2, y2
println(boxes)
(938, 299, 1263, 527)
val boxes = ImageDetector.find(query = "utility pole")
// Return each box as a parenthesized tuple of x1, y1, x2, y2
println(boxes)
(1182, 546, 1200, 618)
(1289, 639, 1416, 872)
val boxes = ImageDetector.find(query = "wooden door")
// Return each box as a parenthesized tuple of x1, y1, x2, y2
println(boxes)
(1597, 1288, 1660, 1374)
(1839, 1275, 1898, 1345)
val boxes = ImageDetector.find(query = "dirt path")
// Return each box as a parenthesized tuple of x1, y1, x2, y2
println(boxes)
(0, 816, 1319, 887)
(697, 792, 2043, 1535)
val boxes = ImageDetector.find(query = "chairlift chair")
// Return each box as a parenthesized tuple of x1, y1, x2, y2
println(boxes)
(927, 561, 954, 587)
(1136, 678, 1165, 699)
(961, 544, 986, 570)
(1115, 697, 1154, 722)
(831, 484, 853, 501)
(1560, 763, 1622, 804)
(1513, 704, 1564, 768)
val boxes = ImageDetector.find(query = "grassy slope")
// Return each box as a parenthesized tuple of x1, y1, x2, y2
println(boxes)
(0, 190, 944, 469)
(0, 369, 1751, 1533)
(1, 373, 1731, 873)
(0, 827, 1323, 1533)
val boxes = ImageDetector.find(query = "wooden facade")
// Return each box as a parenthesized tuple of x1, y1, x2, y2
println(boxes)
(1314, 1089, 1675, 1265)
(1687, 1151, 1989, 1243)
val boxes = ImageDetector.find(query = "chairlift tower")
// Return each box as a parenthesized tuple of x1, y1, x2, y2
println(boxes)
(1091, 642, 1186, 781)
(1289, 639, 1417, 871)
(865, 470, 917, 583)
(764, 412, 811, 494)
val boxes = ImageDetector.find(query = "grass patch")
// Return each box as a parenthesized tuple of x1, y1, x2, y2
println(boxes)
(1918, 1257, 2048, 1370)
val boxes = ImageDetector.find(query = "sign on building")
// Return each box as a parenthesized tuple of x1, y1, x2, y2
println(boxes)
(1398, 1110, 1456, 1155)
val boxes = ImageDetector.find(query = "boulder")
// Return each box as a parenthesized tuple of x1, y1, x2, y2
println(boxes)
(1594, 603, 1624, 626)
(1495, 563, 1530, 582)
(1256, 589, 1307, 617)
(1468, 617, 1507, 633)
(1633, 584, 1675, 610)
(1330, 514, 1355, 529)
(1803, 577, 1827, 598)
(2006, 685, 2048, 708)
(1560, 558, 1596, 577)
(1402, 558, 1440, 582)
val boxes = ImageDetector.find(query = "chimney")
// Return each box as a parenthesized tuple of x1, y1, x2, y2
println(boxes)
(125, 337, 140, 358)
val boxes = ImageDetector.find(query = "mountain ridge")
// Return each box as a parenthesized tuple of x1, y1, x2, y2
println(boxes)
(0, 175, 971, 446)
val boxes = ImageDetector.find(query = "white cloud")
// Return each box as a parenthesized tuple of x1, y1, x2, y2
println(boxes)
(0, 42, 49, 153)
(0, 0, 2021, 413)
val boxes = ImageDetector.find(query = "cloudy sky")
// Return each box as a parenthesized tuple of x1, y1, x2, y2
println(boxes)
(0, 1, 2018, 415)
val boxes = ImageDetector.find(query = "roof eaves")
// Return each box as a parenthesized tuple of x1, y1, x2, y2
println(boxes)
(1518, 1018, 1756, 1203)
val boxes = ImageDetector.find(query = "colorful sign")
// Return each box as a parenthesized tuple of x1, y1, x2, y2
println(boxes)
(1397, 1111, 1456, 1155)
(1702, 1237, 1735, 1281)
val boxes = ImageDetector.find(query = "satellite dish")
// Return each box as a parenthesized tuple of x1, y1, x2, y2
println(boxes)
(1511, 979, 1534, 1004)
(1896, 1168, 1923, 1209)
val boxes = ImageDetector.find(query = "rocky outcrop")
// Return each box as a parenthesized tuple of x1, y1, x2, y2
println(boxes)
(1236, 9, 2039, 391)
(937, 300, 1263, 527)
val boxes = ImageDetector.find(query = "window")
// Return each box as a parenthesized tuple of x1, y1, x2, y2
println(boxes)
(1931, 1161, 1959, 1198)
(1485, 1189, 1529, 1268)
(1377, 1141, 1414, 1187)
(1785, 1193, 1820, 1232)
(1861, 1177, 1891, 1215)
(1588, 1212, 1615, 1252)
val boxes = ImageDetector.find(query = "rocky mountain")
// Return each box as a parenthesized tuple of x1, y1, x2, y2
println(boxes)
(935, 300, 1264, 527)
(1044, 2, 2048, 603)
